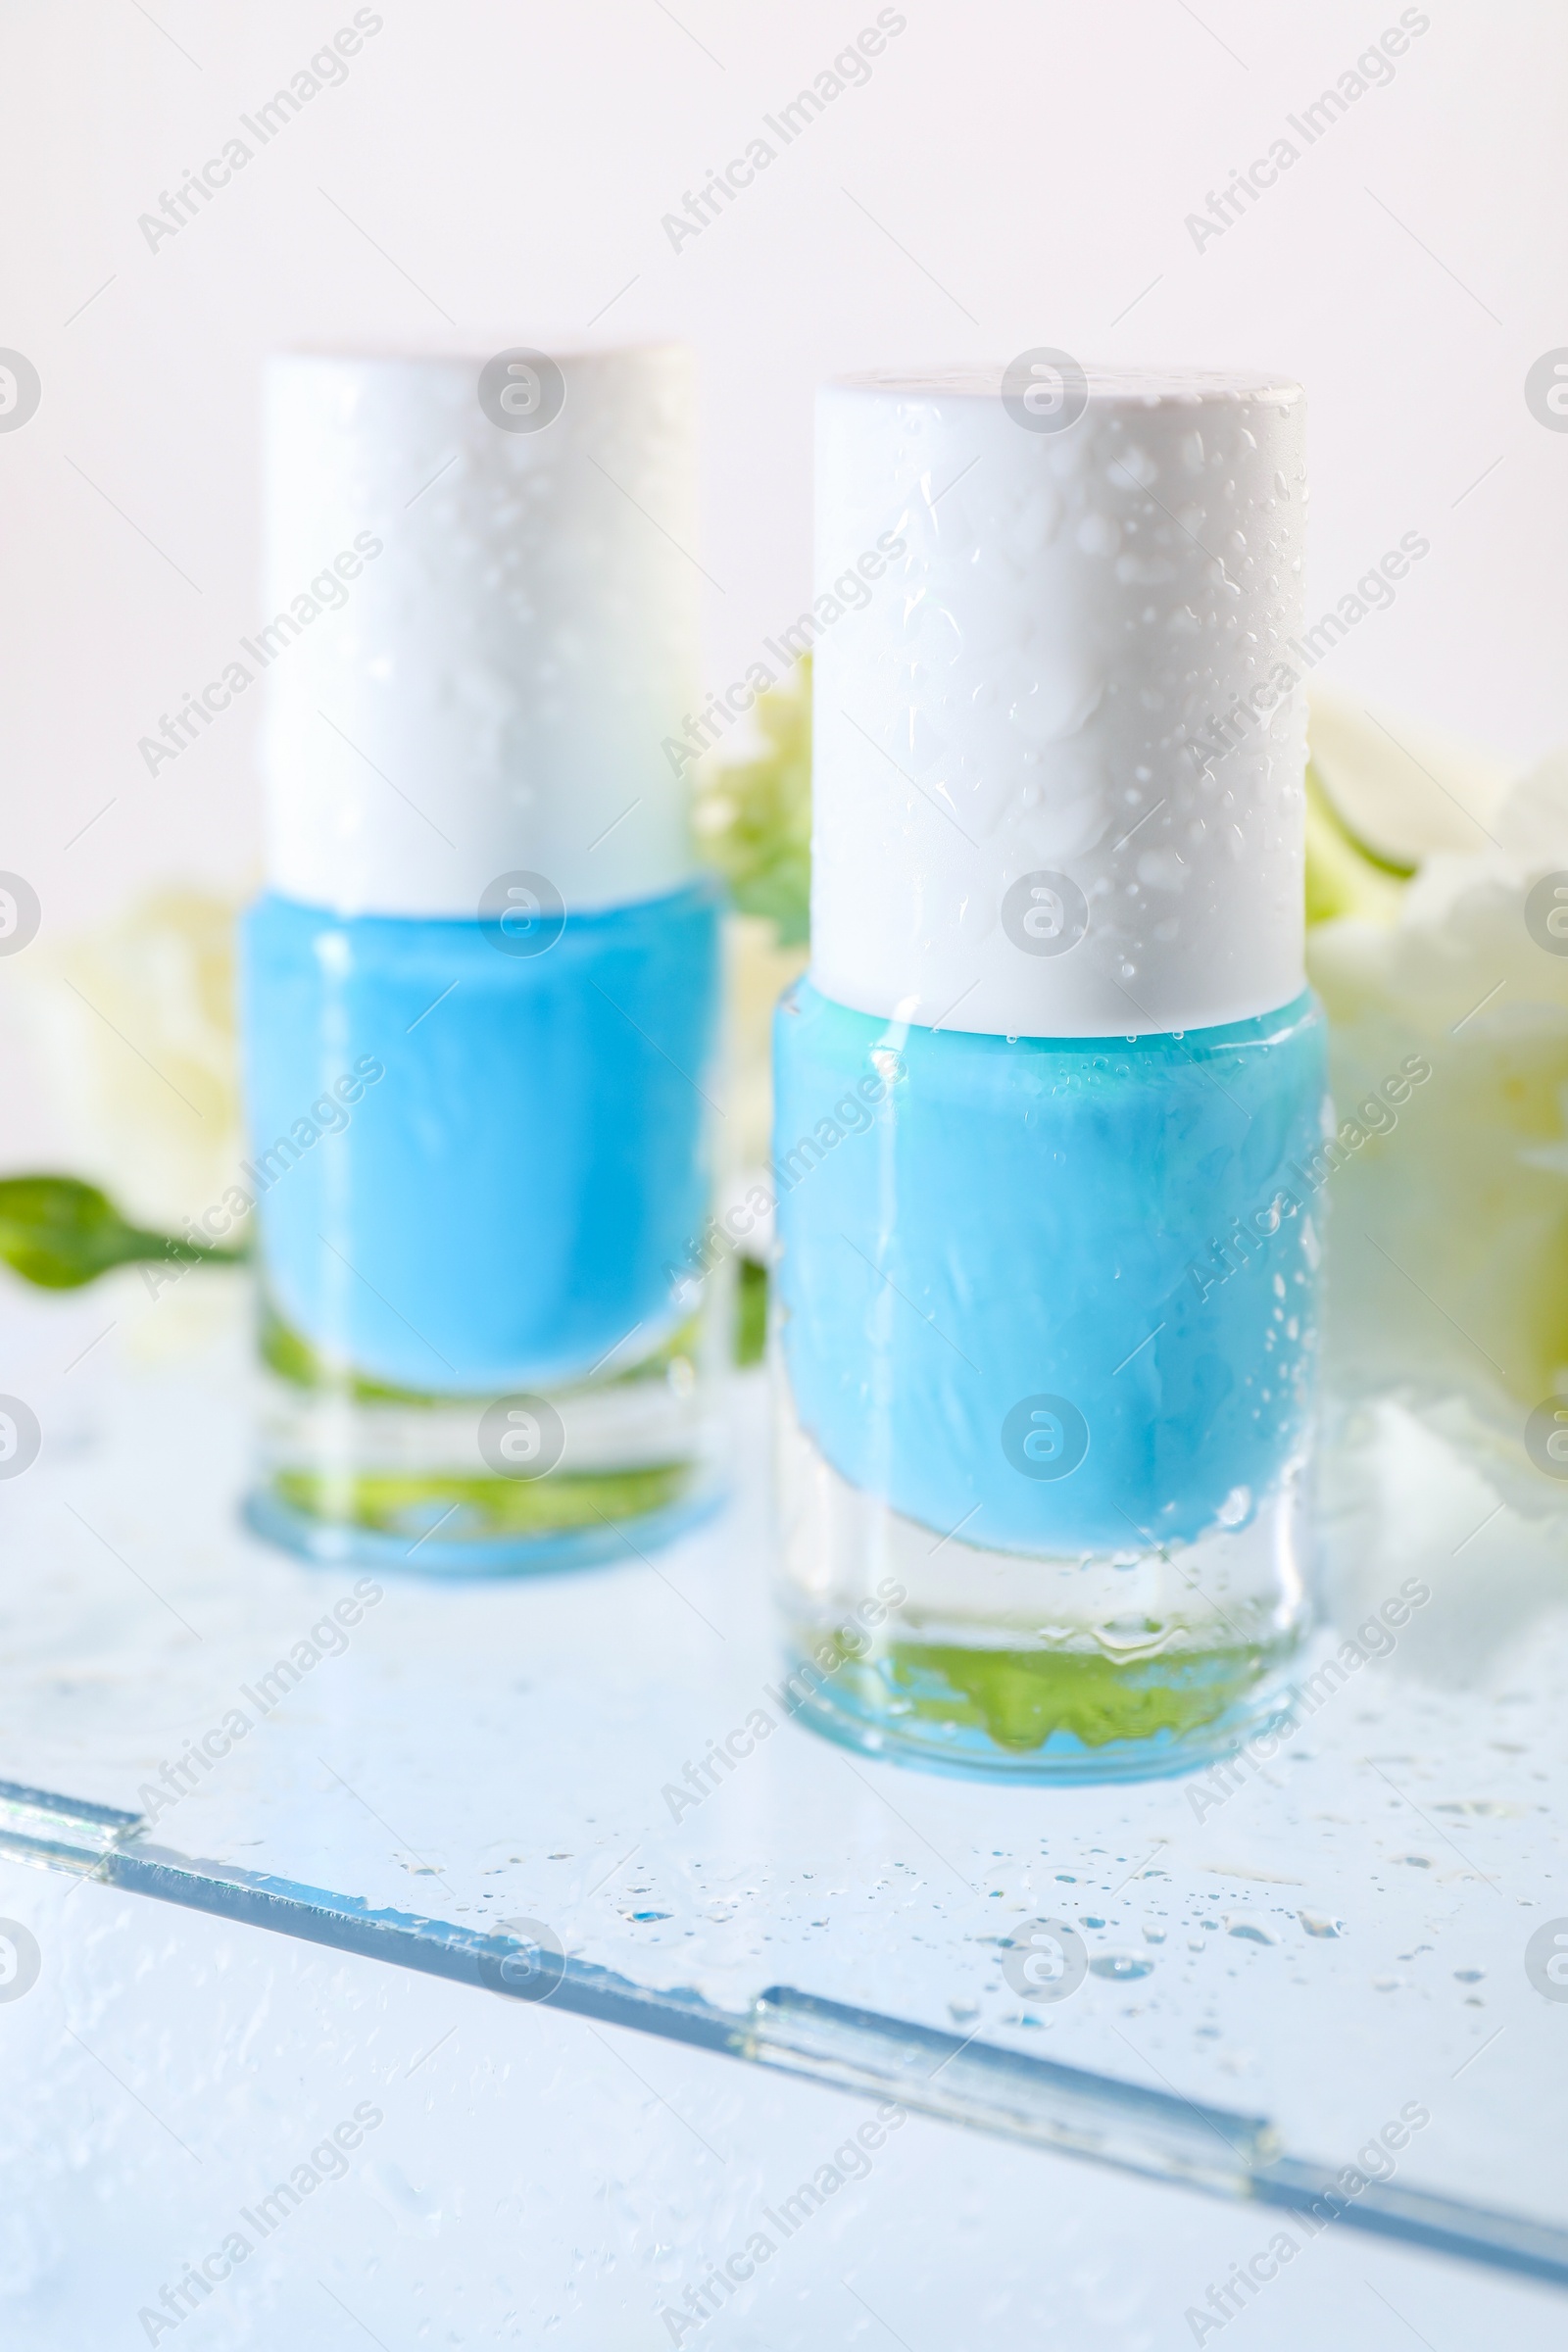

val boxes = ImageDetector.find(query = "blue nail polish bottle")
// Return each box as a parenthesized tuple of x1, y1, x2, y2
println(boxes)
(773, 367, 1322, 1776)
(240, 347, 723, 1571)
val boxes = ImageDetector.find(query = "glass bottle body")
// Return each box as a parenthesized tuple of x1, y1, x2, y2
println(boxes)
(239, 878, 724, 1572)
(771, 978, 1327, 1779)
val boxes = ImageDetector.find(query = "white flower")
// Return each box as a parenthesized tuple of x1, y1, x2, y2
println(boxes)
(19, 888, 247, 1235)
(1307, 675, 1512, 866)
(723, 912, 808, 1185)
(1306, 685, 1568, 1568)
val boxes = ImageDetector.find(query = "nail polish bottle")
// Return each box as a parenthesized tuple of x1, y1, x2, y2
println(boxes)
(240, 346, 723, 1571)
(772, 366, 1325, 1776)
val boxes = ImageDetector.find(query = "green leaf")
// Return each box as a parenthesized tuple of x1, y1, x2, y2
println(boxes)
(1304, 763, 1410, 927)
(0, 1175, 246, 1290)
(735, 1256, 768, 1368)
(694, 659, 812, 946)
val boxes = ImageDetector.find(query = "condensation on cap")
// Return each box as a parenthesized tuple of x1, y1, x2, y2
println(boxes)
(260, 345, 699, 916)
(809, 365, 1308, 1037)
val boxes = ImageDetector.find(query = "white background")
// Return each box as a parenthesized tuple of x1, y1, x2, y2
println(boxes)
(0, 0, 1563, 1081)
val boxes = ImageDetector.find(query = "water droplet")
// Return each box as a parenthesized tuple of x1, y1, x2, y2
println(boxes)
(1226, 1918, 1279, 1945)
(1076, 510, 1121, 558)
(1298, 1911, 1345, 1938)
(1090, 1952, 1153, 1981)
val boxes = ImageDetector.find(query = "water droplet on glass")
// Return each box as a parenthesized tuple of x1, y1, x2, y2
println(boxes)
(1217, 1486, 1251, 1529)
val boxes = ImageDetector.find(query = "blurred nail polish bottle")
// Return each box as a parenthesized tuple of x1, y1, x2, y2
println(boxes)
(772, 364, 1325, 1777)
(241, 345, 723, 1571)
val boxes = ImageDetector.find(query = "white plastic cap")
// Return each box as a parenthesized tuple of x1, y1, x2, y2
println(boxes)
(810, 366, 1308, 1037)
(260, 345, 700, 916)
